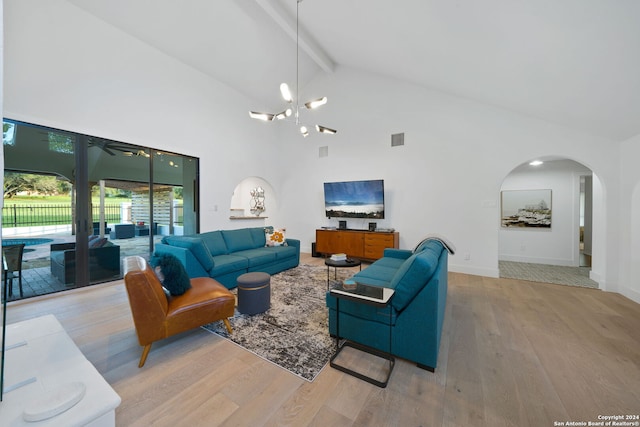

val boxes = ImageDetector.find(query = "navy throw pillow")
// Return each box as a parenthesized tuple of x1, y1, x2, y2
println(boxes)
(150, 253, 191, 296)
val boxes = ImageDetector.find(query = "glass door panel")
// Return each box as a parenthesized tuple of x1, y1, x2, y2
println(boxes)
(152, 150, 199, 238)
(3, 120, 79, 296)
(3, 119, 200, 299)
(86, 139, 152, 283)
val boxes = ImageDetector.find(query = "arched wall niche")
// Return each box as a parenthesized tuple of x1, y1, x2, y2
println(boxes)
(498, 156, 604, 287)
(229, 177, 276, 218)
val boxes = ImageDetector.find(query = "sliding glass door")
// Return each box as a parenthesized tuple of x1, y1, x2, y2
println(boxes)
(2, 119, 199, 299)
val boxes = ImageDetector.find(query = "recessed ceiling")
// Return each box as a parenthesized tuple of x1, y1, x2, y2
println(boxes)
(67, 0, 640, 141)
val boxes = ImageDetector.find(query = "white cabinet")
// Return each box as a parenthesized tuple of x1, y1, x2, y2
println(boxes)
(1, 315, 121, 426)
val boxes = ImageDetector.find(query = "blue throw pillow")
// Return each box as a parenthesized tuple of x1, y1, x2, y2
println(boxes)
(150, 253, 191, 296)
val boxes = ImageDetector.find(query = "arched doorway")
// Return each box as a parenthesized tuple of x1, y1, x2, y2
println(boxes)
(498, 158, 600, 288)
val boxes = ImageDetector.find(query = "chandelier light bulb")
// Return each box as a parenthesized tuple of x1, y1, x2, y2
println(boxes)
(300, 125, 309, 137)
(280, 83, 293, 103)
(274, 108, 294, 120)
(304, 97, 327, 109)
(249, 111, 274, 121)
(316, 125, 337, 134)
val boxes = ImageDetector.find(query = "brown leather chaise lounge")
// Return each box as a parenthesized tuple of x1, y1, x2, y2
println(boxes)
(123, 255, 235, 367)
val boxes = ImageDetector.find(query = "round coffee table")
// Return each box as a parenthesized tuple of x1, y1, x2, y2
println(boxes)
(325, 258, 362, 290)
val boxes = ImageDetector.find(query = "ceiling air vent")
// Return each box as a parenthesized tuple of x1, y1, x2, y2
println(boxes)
(391, 133, 404, 147)
(319, 146, 329, 158)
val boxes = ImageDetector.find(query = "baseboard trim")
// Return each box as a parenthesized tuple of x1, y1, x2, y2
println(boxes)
(449, 264, 499, 278)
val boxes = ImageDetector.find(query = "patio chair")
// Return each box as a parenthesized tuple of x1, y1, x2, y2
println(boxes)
(93, 221, 112, 236)
(3, 243, 26, 298)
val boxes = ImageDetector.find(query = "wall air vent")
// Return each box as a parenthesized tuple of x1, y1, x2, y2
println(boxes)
(391, 133, 405, 147)
(319, 146, 329, 158)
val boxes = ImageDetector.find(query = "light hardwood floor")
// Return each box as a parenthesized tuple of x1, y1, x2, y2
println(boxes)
(5, 254, 640, 426)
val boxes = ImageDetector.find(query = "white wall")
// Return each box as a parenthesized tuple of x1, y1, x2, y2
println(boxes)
(2, 0, 280, 233)
(499, 160, 591, 266)
(619, 133, 640, 302)
(276, 67, 620, 285)
(3, 1, 636, 301)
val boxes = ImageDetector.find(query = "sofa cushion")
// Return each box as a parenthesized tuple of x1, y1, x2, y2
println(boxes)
(233, 248, 277, 267)
(209, 254, 249, 277)
(265, 244, 298, 260)
(221, 229, 256, 252)
(199, 231, 228, 256)
(354, 263, 398, 285)
(371, 256, 408, 270)
(388, 242, 443, 311)
(249, 227, 267, 247)
(150, 253, 191, 296)
(161, 236, 214, 272)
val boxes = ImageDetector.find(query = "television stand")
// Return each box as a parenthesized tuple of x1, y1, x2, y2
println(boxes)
(315, 229, 399, 261)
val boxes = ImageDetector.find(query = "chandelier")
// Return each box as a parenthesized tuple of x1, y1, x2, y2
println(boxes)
(249, 0, 336, 137)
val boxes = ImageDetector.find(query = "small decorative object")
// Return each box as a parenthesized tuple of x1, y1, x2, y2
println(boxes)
(330, 253, 347, 261)
(22, 382, 87, 422)
(250, 186, 265, 216)
(137, 221, 145, 226)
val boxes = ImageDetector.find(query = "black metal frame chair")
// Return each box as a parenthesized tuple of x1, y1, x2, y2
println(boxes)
(3, 243, 26, 298)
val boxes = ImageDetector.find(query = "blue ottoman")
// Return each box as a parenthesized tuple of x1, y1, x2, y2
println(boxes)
(237, 272, 271, 315)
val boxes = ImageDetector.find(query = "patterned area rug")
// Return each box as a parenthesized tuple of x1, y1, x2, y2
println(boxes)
(202, 264, 338, 382)
(499, 261, 599, 289)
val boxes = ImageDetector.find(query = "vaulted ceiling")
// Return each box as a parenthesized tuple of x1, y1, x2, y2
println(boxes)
(67, 0, 640, 141)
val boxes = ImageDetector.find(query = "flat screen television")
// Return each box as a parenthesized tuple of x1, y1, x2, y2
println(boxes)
(324, 179, 385, 219)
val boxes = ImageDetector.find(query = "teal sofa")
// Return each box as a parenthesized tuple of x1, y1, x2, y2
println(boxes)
(153, 227, 300, 289)
(326, 239, 449, 371)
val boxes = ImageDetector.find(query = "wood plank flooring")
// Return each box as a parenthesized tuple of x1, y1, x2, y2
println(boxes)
(5, 254, 640, 426)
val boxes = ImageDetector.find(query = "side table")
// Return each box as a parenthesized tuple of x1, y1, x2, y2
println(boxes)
(329, 282, 395, 388)
(324, 258, 361, 290)
(134, 225, 150, 236)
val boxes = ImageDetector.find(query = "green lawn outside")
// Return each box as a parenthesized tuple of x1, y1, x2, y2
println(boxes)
(2, 196, 183, 227)
(2, 195, 129, 205)
(2, 196, 127, 227)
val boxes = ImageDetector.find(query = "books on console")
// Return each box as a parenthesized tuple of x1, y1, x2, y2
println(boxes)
(330, 253, 347, 261)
